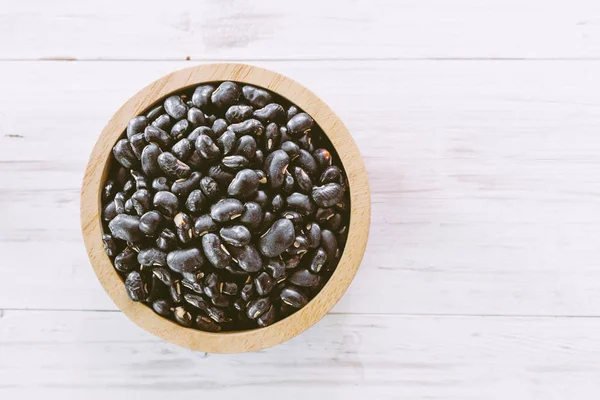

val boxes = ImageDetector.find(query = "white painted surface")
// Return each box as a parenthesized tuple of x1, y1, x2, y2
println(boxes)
(1, 1, 600, 398)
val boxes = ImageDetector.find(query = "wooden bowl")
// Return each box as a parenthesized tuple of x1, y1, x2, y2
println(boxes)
(80, 63, 370, 353)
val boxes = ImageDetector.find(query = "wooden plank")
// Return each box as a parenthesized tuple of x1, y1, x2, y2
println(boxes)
(1, 310, 600, 399)
(2, 0, 600, 60)
(2, 60, 600, 316)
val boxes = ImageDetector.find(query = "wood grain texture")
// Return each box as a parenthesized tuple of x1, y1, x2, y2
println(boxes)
(2, 0, 600, 60)
(1, 60, 600, 316)
(80, 63, 370, 352)
(2, 310, 600, 399)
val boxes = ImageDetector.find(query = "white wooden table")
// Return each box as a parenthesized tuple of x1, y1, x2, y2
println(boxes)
(2, 1, 600, 398)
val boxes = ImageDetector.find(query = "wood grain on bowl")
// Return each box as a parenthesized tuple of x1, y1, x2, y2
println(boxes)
(80, 63, 371, 353)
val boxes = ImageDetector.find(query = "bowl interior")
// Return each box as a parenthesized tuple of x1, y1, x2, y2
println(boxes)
(81, 63, 370, 353)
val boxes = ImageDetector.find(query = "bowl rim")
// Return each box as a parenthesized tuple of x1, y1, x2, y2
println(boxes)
(80, 63, 371, 353)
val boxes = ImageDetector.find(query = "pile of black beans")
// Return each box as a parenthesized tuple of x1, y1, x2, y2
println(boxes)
(101, 81, 349, 331)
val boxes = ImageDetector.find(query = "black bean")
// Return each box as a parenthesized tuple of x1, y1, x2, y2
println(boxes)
(192, 84, 215, 109)
(164, 95, 188, 120)
(144, 125, 172, 148)
(167, 248, 204, 274)
(271, 194, 283, 212)
(102, 234, 117, 257)
(195, 134, 221, 160)
(173, 306, 193, 327)
(253, 190, 268, 208)
(151, 114, 172, 131)
(151, 176, 170, 192)
(181, 279, 204, 294)
(296, 149, 318, 178)
(124, 198, 134, 214)
(157, 152, 191, 179)
(242, 85, 273, 108)
(316, 207, 335, 222)
(229, 244, 263, 272)
(229, 119, 264, 137)
(309, 248, 328, 273)
(305, 222, 322, 249)
(313, 148, 332, 172)
(240, 201, 263, 230)
(174, 212, 194, 244)
(258, 218, 295, 258)
(253, 149, 265, 169)
(293, 166, 313, 194)
(102, 180, 117, 203)
(211, 81, 240, 108)
(193, 214, 218, 236)
(227, 169, 259, 199)
(184, 293, 209, 311)
(114, 247, 137, 273)
(225, 104, 253, 123)
(122, 180, 135, 197)
(222, 282, 238, 296)
(141, 143, 162, 177)
(264, 150, 290, 190)
(169, 281, 183, 304)
(208, 164, 235, 188)
(287, 105, 299, 120)
(266, 258, 286, 281)
(113, 192, 126, 214)
(130, 133, 146, 159)
(280, 286, 307, 308)
(108, 214, 144, 243)
(171, 171, 201, 199)
(170, 119, 191, 139)
(125, 271, 146, 302)
(195, 314, 222, 332)
(199, 176, 221, 201)
(286, 193, 315, 215)
(222, 155, 249, 170)
(212, 118, 228, 137)
(202, 233, 232, 269)
(188, 126, 215, 141)
(241, 282, 254, 302)
(258, 210, 276, 235)
(207, 306, 231, 323)
(280, 126, 292, 143)
(219, 225, 251, 247)
(187, 107, 206, 127)
(325, 213, 343, 232)
(139, 210, 162, 237)
(185, 189, 206, 214)
(156, 228, 177, 252)
(211, 293, 230, 308)
(217, 130, 237, 155)
(281, 210, 303, 226)
(253, 103, 285, 123)
(256, 305, 276, 327)
(312, 183, 344, 208)
(186, 150, 204, 169)
(210, 198, 243, 222)
(319, 165, 342, 185)
(287, 112, 313, 135)
(321, 229, 338, 261)
(146, 105, 164, 122)
(130, 170, 148, 190)
(233, 135, 257, 159)
(297, 133, 312, 151)
(246, 297, 271, 319)
(264, 122, 281, 152)
(131, 189, 151, 215)
(153, 191, 178, 217)
(282, 172, 295, 194)
(137, 247, 167, 267)
(171, 138, 193, 161)
(127, 116, 148, 139)
(152, 267, 174, 286)
(152, 298, 173, 317)
(113, 139, 138, 169)
(254, 272, 275, 296)
(289, 269, 320, 287)
(286, 235, 309, 256)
